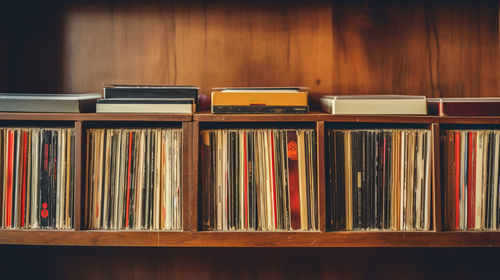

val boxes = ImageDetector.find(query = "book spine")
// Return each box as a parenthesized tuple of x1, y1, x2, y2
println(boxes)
(212, 106, 308, 114)
(287, 131, 300, 230)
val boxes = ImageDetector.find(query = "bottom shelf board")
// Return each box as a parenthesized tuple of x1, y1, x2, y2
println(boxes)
(1, 231, 500, 247)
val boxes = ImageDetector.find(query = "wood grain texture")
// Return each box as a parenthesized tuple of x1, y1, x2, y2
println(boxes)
(1, 246, 499, 280)
(332, 1, 499, 98)
(59, 1, 334, 101)
(2, 230, 500, 247)
(6, 1, 497, 102)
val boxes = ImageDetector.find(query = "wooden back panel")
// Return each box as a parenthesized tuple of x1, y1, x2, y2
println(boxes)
(1, 1, 498, 104)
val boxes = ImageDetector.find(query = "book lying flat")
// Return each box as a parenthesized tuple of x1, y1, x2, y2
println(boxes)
(96, 99, 194, 113)
(0, 93, 102, 113)
(211, 87, 309, 114)
(320, 95, 427, 115)
(428, 98, 500, 116)
(104, 85, 198, 103)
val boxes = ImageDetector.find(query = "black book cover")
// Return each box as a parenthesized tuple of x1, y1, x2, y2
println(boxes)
(487, 132, 495, 228)
(366, 131, 372, 229)
(337, 131, 346, 230)
(485, 132, 493, 228)
(310, 131, 318, 230)
(385, 132, 392, 229)
(326, 130, 335, 230)
(376, 131, 383, 229)
(370, 131, 377, 229)
(360, 131, 367, 229)
(227, 131, 233, 229)
(104, 86, 198, 103)
(97, 99, 194, 104)
(38, 130, 51, 228)
(351, 131, 358, 229)
(52, 130, 59, 228)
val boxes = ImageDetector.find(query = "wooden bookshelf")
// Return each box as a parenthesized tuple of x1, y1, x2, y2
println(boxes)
(0, 113, 498, 247)
(1, 0, 499, 277)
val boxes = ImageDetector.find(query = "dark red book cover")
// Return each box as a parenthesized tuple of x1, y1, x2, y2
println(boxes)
(287, 131, 300, 230)
(428, 98, 500, 116)
(454, 132, 460, 229)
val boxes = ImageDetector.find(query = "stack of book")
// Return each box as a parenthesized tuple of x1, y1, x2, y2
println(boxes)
(428, 98, 500, 116)
(320, 95, 427, 115)
(200, 128, 318, 231)
(327, 128, 432, 231)
(211, 87, 309, 114)
(1, 127, 75, 229)
(97, 85, 198, 113)
(0, 93, 101, 113)
(85, 128, 183, 230)
(442, 130, 500, 230)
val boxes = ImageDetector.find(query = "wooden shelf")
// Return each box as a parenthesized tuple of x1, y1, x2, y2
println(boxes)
(1, 230, 500, 247)
(1, 112, 500, 247)
(3, 112, 500, 124)
(0, 113, 192, 122)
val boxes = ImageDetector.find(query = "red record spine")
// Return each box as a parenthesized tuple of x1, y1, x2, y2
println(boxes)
(454, 132, 460, 229)
(270, 133, 277, 229)
(287, 131, 300, 230)
(6, 131, 14, 228)
(125, 132, 133, 228)
(243, 132, 248, 229)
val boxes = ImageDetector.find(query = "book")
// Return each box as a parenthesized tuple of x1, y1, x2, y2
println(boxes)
(103, 85, 198, 103)
(0, 93, 101, 113)
(96, 99, 195, 113)
(428, 98, 500, 116)
(320, 95, 427, 115)
(211, 87, 309, 114)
